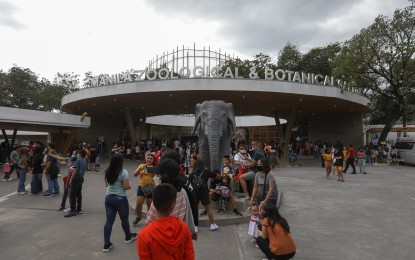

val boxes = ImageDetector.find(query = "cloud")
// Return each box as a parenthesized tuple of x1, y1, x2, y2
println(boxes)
(143, 0, 409, 58)
(0, 1, 25, 29)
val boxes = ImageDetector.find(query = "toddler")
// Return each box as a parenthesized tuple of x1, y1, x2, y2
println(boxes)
(248, 201, 260, 247)
(221, 155, 234, 177)
(2, 159, 11, 181)
(215, 175, 231, 214)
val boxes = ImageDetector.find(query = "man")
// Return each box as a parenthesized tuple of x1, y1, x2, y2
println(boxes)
(44, 143, 60, 197)
(9, 145, 20, 180)
(65, 150, 87, 217)
(343, 144, 357, 174)
(239, 141, 265, 199)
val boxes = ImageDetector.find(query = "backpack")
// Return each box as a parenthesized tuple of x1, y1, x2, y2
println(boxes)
(191, 170, 205, 194)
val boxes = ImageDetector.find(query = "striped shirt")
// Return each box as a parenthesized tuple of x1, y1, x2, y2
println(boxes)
(146, 190, 187, 224)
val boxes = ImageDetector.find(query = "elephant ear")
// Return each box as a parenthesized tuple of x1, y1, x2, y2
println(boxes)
(226, 103, 236, 136)
(192, 103, 202, 135)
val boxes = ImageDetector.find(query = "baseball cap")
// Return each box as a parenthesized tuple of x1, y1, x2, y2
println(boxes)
(147, 158, 180, 177)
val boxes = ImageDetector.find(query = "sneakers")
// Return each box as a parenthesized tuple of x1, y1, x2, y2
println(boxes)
(57, 207, 65, 211)
(102, 243, 114, 252)
(233, 208, 243, 217)
(209, 223, 219, 231)
(132, 216, 141, 226)
(64, 211, 77, 218)
(125, 233, 137, 243)
(351, 172, 357, 174)
(199, 210, 207, 217)
(43, 193, 53, 197)
(53, 191, 60, 194)
(18, 191, 26, 195)
(76, 210, 83, 214)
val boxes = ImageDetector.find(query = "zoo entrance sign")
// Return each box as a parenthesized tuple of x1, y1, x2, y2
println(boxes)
(89, 66, 350, 89)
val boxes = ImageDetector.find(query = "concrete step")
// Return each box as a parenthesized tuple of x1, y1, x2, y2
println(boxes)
(128, 189, 282, 227)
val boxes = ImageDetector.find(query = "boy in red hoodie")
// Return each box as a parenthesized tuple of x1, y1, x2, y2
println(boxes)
(137, 183, 194, 260)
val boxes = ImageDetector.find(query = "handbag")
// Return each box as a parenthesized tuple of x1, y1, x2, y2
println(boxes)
(142, 184, 154, 196)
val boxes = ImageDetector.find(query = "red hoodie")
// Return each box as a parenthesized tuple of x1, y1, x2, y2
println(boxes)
(137, 216, 194, 260)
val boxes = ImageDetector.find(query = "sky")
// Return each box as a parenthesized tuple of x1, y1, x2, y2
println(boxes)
(0, 0, 410, 81)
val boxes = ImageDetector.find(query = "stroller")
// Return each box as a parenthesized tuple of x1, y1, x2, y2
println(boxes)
(288, 150, 301, 167)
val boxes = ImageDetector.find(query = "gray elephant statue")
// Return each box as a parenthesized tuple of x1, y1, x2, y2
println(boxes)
(192, 100, 236, 171)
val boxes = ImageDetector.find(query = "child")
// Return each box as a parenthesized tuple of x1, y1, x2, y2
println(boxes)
(58, 155, 76, 211)
(2, 159, 11, 181)
(221, 155, 234, 177)
(95, 155, 100, 172)
(137, 183, 194, 260)
(323, 149, 333, 179)
(215, 175, 231, 214)
(248, 201, 260, 247)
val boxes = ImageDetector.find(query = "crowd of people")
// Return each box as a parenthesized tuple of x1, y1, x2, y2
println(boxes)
(102, 138, 297, 259)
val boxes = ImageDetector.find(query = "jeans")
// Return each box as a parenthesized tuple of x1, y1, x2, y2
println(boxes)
(104, 195, 131, 246)
(70, 175, 84, 212)
(46, 174, 60, 194)
(256, 236, 295, 260)
(17, 168, 26, 192)
(257, 197, 278, 208)
(358, 158, 366, 173)
(61, 186, 69, 208)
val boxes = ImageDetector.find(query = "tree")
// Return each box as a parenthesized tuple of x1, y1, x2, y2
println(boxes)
(0, 66, 80, 111)
(300, 43, 342, 76)
(333, 0, 415, 143)
(0, 66, 42, 110)
(277, 42, 302, 71)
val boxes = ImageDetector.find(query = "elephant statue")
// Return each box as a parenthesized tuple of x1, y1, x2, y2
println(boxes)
(192, 100, 236, 171)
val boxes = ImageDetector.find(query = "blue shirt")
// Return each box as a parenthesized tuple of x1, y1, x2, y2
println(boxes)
(106, 169, 129, 196)
(74, 158, 87, 176)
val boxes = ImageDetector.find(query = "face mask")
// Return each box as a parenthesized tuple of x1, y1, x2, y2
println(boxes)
(239, 150, 246, 153)
(257, 166, 264, 171)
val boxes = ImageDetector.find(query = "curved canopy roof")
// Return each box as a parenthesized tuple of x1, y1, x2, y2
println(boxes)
(61, 78, 370, 123)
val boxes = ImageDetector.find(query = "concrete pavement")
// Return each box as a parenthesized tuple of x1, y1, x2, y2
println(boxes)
(0, 157, 414, 259)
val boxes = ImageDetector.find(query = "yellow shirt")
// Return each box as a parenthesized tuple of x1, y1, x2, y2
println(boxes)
(323, 153, 332, 161)
(136, 163, 155, 187)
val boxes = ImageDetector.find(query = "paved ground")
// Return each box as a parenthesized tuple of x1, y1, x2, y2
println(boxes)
(0, 157, 414, 259)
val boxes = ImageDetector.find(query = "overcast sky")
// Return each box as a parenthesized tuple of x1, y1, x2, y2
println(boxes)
(0, 0, 410, 81)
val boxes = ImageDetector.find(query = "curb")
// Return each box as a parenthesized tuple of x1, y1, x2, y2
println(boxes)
(128, 189, 283, 227)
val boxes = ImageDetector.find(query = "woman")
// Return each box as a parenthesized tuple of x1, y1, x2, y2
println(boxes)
(30, 145, 44, 194)
(250, 159, 278, 207)
(17, 147, 29, 195)
(103, 153, 136, 252)
(189, 160, 219, 231)
(257, 204, 296, 260)
(323, 148, 333, 179)
(145, 154, 197, 236)
(132, 153, 156, 226)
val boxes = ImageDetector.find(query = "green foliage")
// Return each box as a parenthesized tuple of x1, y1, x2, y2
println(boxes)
(277, 42, 302, 71)
(299, 43, 342, 76)
(0, 66, 80, 111)
(334, 0, 415, 134)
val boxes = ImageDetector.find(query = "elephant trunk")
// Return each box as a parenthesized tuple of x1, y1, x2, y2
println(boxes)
(208, 136, 221, 171)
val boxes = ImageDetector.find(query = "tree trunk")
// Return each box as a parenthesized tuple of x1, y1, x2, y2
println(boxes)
(378, 122, 394, 145)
